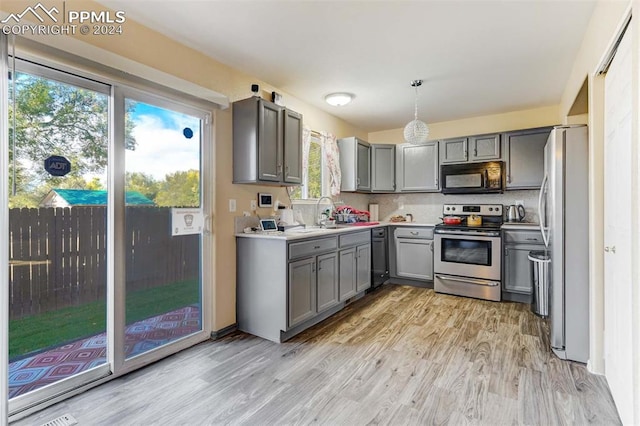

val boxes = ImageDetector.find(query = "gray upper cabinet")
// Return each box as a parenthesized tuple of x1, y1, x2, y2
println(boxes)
(440, 137, 468, 163)
(371, 144, 396, 192)
(440, 134, 501, 164)
(469, 134, 501, 161)
(338, 137, 371, 192)
(233, 96, 302, 185)
(396, 142, 439, 192)
(283, 109, 303, 184)
(503, 127, 552, 189)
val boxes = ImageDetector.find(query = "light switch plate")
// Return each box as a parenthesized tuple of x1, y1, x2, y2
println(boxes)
(250, 200, 257, 211)
(229, 199, 236, 212)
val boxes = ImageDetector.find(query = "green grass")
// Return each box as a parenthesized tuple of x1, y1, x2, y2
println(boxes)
(9, 279, 200, 360)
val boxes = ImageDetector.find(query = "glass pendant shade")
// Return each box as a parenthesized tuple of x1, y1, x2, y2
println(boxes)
(404, 119, 430, 144)
(404, 80, 430, 145)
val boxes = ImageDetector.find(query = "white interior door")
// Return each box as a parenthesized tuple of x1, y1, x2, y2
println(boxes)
(603, 28, 635, 425)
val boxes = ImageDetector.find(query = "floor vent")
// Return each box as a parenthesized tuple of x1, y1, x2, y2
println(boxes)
(40, 413, 78, 426)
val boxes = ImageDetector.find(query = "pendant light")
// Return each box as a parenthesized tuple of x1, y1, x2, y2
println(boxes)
(403, 79, 430, 144)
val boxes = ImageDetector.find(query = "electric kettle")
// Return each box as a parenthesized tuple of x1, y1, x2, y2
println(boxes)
(506, 204, 526, 222)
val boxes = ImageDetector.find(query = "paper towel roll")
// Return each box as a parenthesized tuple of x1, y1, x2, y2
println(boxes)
(369, 203, 379, 221)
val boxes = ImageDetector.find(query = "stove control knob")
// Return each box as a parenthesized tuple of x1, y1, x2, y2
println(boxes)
(446, 207, 450, 211)
(451, 207, 456, 211)
(488, 207, 493, 211)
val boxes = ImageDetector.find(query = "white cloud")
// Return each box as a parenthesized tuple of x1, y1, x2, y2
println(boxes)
(126, 114, 201, 180)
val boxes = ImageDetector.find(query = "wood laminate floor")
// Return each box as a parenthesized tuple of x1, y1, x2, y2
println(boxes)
(15, 285, 621, 425)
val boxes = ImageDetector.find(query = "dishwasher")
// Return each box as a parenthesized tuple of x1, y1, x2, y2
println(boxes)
(371, 227, 389, 288)
(394, 227, 434, 281)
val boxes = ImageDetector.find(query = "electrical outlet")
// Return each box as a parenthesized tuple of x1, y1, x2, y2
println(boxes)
(243, 211, 251, 217)
(229, 199, 236, 212)
(250, 200, 257, 211)
(515, 199, 524, 207)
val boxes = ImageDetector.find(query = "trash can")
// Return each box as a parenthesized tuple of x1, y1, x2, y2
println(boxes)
(529, 250, 551, 317)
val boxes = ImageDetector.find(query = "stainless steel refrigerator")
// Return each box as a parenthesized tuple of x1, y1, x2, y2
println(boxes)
(538, 125, 589, 363)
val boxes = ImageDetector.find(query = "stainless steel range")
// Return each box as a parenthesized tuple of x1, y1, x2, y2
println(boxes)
(434, 204, 502, 301)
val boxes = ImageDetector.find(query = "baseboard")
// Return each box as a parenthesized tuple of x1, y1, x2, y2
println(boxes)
(210, 323, 238, 340)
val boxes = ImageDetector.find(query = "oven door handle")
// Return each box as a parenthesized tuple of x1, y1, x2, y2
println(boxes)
(436, 274, 500, 287)
(434, 230, 501, 237)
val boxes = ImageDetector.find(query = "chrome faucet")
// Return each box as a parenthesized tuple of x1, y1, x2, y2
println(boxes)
(315, 196, 335, 227)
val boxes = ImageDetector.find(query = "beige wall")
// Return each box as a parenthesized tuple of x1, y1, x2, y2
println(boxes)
(1, 1, 367, 331)
(368, 105, 560, 143)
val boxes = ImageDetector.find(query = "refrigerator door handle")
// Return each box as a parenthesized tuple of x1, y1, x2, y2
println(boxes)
(538, 174, 550, 247)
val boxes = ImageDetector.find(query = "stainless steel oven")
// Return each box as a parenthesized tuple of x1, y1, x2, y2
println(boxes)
(433, 204, 503, 301)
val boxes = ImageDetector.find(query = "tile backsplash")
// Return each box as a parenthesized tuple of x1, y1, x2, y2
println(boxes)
(339, 190, 540, 224)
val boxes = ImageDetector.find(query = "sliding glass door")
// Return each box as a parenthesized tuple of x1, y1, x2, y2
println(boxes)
(118, 91, 207, 366)
(3, 47, 213, 417)
(7, 61, 112, 410)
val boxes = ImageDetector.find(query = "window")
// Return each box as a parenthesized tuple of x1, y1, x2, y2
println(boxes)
(290, 134, 326, 199)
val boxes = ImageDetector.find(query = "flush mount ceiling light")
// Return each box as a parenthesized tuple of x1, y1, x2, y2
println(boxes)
(325, 92, 354, 106)
(403, 79, 430, 145)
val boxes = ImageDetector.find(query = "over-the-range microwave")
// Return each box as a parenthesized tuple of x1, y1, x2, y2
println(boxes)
(440, 161, 505, 194)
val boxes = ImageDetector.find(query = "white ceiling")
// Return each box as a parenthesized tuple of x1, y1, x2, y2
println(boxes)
(99, 1, 596, 133)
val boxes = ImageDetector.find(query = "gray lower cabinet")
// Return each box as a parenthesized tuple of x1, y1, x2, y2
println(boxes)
(316, 252, 339, 312)
(338, 230, 371, 300)
(288, 257, 317, 327)
(356, 244, 371, 292)
(371, 144, 395, 192)
(503, 229, 544, 295)
(395, 142, 439, 191)
(503, 127, 552, 189)
(339, 248, 356, 300)
(390, 227, 434, 282)
(237, 230, 371, 343)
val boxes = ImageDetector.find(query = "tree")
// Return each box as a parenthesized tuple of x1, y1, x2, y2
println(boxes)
(125, 172, 160, 201)
(8, 70, 136, 207)
(155, 170, 200, 207)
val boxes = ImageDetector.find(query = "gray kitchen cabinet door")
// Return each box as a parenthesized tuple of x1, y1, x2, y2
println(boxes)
(356, 141, 371, 191)
(283, 108, 303, 184)
(258, 100, 283, 181)
(396, 142, 439, 191)
(317, 252, 339, 313)
(469, 134, 500, 161)
(339, 248, 357, 301)
(371, 144, 395, 192)
(503, 245, 539, 294)
(396, 239, 431, 280)
(503, 127, 551, 189)
(440, 137, 468, 163)
(355, 244, 372, 292)
(288, 257, 317, 328)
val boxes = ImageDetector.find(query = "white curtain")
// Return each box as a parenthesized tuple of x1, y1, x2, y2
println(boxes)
(321, 131, 341, 196)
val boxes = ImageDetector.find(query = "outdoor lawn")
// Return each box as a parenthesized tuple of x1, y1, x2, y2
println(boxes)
(9, 279, 200, 360)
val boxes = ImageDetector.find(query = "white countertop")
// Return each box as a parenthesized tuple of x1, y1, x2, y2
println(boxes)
(236, 221, 437, 241)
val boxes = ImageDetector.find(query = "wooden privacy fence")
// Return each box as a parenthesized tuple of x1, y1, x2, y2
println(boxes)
(8, 206, 199, 320)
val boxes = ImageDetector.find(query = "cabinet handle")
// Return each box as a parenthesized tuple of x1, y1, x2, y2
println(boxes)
(312, 263, 316, 272)
(410, 231, 419, 235)
(285, 165, 289, 176)
(463, 147, 468, 159)
(314, 245, 320, 249)
(525, 238, 538, 241)
(507, 175, 511, 183)
(430, 241, 434, 252)
(357, 178, 360, 185)
(277, 164, 283, 175)
(474, 147, 478, 157)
